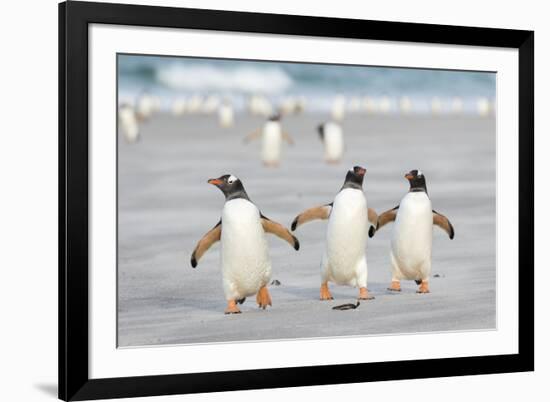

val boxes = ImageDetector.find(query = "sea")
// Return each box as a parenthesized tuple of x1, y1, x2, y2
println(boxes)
(117, 54, 496, 115)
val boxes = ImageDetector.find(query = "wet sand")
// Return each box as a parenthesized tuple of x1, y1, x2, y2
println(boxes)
(117, 113, 496, 346)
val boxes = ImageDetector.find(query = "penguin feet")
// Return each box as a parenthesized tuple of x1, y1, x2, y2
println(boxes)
(320, 282, 334, 300)
(358, 287, 375, 300)
(256, 286, 272, 310)
(224, 300, 242, 314)
(416, 280, 430, 294)
(387, 281, 402, 292)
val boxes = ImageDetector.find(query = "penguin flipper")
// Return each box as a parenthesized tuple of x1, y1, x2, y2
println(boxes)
(376, 206, 399, 231)
(367, 208, 378, 237)
(243, 128, 261, 143)
(190, 220, 222, 268)
(432, 210, 455, 239)
(261, 215, 300, 250)
(282, 131, 294, 145)
(290, 204, 332, 231)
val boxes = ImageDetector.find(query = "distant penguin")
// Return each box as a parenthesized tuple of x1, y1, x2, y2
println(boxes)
(375, 170, 455, 293)
(477, 97, 491, 117)
(118, 104, 140, 143)
(317, 121, 344, 163)
(379, 96, 392, 114)
(399, 96, 412, 114)
(450, 97, 463, 114)
(291, 166, 378, 301)
(171, 97, 187, 116)
(331, 95, 346, 121)
(218, 101, 234, 128)
(137, 93, 154, 121)
(431, 97, 443, 115)
(191, 175, 299, 314)
(244, 113, 294, 167)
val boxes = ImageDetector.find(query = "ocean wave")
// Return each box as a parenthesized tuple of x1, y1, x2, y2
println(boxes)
(155, 64, 293, 94)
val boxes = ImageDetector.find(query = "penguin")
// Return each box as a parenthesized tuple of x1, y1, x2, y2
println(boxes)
(331, 95, 346, 121)
(136, 93, 154, 121)
(243, 113, 294, 167)
(218, 100, 234, 128)
(118, 104, 140, 143)
(317, 121, 344, 164)
(374, 170, 454, 293)
(190, 174, 300, 314)
(290, 166, 378, 301)
(171, 97, 187, 116)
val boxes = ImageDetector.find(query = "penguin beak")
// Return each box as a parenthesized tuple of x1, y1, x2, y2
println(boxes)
(405, 172, 414, 180)
(208, 178, 223, 186)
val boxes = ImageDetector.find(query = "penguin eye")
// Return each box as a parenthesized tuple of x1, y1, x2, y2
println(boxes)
(227, 175, 237, 184)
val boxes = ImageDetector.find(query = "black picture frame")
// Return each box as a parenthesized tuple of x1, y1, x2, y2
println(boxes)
(59, 1, 534, 400)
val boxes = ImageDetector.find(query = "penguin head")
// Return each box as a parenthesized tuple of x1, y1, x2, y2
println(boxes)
(317, 123, 325, 140)
(208, 174, 249, 200)
(268, 112, 282, 122)
(405, 169, 428, 193)
(342, 166, 366, 190)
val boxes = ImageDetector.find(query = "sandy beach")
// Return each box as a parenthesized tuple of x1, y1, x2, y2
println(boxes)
(117, 112, 496, 347)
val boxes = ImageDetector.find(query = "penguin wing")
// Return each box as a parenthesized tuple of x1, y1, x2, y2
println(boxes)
(290, 203, 333, 231)
(243, 128, 261, 143)
(190, 220, 222, 268)
(282, 131, 294, 145)
(376, 206, 399, 231)
(367, 208, 378, 238)
(260, 214, 300, 250)
(432, 210, 455, 239)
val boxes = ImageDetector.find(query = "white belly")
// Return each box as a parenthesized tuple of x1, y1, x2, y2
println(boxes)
(391, 192, 433, 279)
(221, 199, 271, 300)
(323, 123, 344, 161)
(325, 188, 368, 285)
(261, 122, 282, 162)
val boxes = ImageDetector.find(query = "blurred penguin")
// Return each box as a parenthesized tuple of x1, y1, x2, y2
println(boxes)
(244, 112, 294, 167)
(451, 97, 463, 114)
(331, 95, 346, 121)
(431, 97, 443, 115)
(477, 97, 491, 117)
(318, 121, 344, 164)
(137, 93, 154, 121)
(399, 96, 412, 115)
(171, 97, 187, 117)
(119, 104, 140, 143)
(218, 100, 235, 128)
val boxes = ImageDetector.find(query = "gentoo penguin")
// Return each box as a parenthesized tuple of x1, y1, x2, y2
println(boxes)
(218, 100, 234, 128)
(290, 166, 378, 301)
(191, 174, 300, 314)
(331, 95, 346, 121)
(118, 104, 140, 143)
(244, 113, 294, 167)
(375, 170, 455, 293)
(137, 93, 154, 121)
(317, 122, 344, 164)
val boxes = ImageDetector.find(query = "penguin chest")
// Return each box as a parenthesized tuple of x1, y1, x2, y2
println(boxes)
(221, 199, 271, 294)
(261, 122, 282, 161)
(326, 189, 368, 275)
(323, 123, 344, 161)
(391, 192, 433, 275)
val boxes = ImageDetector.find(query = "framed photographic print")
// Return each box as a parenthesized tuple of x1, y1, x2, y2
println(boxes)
(59, 1, 534, 400)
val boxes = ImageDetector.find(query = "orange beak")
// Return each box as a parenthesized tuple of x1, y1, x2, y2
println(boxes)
(405, 173, 414, 180)
(208, 178, 223, 185)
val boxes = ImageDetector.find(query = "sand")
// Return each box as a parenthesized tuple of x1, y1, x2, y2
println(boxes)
(117, 112, 496, 347)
